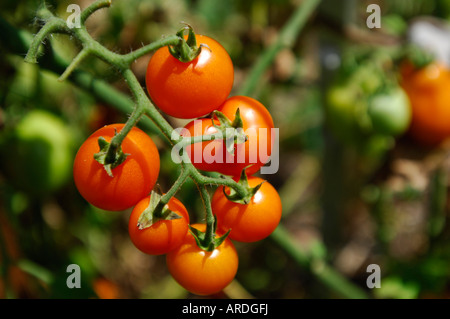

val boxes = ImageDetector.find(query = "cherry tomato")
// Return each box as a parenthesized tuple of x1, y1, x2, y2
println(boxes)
(212, 176, 282, 242)
(73, 124, 160, 211)
(400, 61, 450, 145)
(166, 223, 238, 296)
(182, 96, 274, 176)
(146, 34, 234, 119)
(128, 195, 189, 255)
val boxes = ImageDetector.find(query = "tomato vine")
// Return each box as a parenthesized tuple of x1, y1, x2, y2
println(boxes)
(18, 0, 371, 299)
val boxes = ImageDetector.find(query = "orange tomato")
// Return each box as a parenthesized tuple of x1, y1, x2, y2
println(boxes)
(146, 35, 234, 119)
(212, 176, 282, 242)
(73, 124, 160, 211)
(183, 96, 274, 177)
(128, 195, 189, 255)
(166, 223, 238, 296)
(92, 278, 120, 299)
(400, 61, 450, 145)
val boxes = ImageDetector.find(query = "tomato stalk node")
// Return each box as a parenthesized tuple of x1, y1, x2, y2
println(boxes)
(212, 109, 248, 154)
(137, 191, 181, 230)
(223, 168, 263, 205)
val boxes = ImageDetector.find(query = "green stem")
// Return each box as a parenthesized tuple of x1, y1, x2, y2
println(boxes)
(174, 130, 237, 150)
(160, 167, 190, 206)
(72, 25, 127, 70)
(80, 0, 112, 24)
(239, 0, 321, 97)
(58, 48, 91, 81)
(121, 68, 177, 144)
(197, 184, 215, 250)
(123, 35, 181, 64)
(105, 99, 145, 163)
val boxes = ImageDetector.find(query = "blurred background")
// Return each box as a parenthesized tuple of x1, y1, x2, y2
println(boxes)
(1, 0, 450, 299)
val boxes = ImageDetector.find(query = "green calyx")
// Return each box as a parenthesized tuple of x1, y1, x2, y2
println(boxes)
(169, 24, 203, 63)
(212, 109, 248, 155)
(94, 134, 130, 177)
(137, 191, 181, 230)
(223, 168, 263, 205)
(189, 222, 231, 252)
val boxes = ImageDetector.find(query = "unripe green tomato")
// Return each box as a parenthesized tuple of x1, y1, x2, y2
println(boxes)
(325, 84, 370, 144)
(0, 110, 74, 196)
(368, 88, 411, 136)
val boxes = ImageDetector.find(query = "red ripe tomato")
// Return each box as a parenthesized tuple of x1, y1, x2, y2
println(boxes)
(182, 96, 274, 176)
(128, 195, 189, 255)
(145, 34, 234, 119)
(73, 124, 160, 211)
(166, 223, 238, 296)
(212, 176, 282, 242)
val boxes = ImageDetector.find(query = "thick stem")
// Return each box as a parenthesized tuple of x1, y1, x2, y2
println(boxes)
(121, 69, 178, 145)
(58, 48, 91, 81)
(123, 35, 182, 65)
(24, 18, 68, 63)
(104, 99, 145, 163)
(198, 185, 216, 250)
(159, 168, 190, 206)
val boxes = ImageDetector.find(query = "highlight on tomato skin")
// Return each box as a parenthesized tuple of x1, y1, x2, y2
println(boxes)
(128, 195, 190, 256)
(165, 223, 239, 296)
(212, 176, 282, 243)
(145, 34, 234, 119)
(73, 124, 160, 212)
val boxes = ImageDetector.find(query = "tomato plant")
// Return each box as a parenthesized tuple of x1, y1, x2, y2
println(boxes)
(166, 223, 238, 296)
(21, 3, 289, 299)
(212, 176, 282, 242)
(128, 194, 190, 255)
(73, 124, 160, 211)
(400, 61, 450, 145)
(183, 96, 274, 177)
(145, 34, 234, 119)
(0, 109, 74, 196)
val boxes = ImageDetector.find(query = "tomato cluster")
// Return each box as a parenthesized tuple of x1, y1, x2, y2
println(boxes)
(72, 31, 281, 296)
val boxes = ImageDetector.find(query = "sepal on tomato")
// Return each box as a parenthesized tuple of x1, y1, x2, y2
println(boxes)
(137, 191, 181, 230)
(212, 109, 248, 154)
(188, 223, 231, 252)
(94, 134, 129, 177)
(169, 23, 203, 63)
(223, 168, 264, 205)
